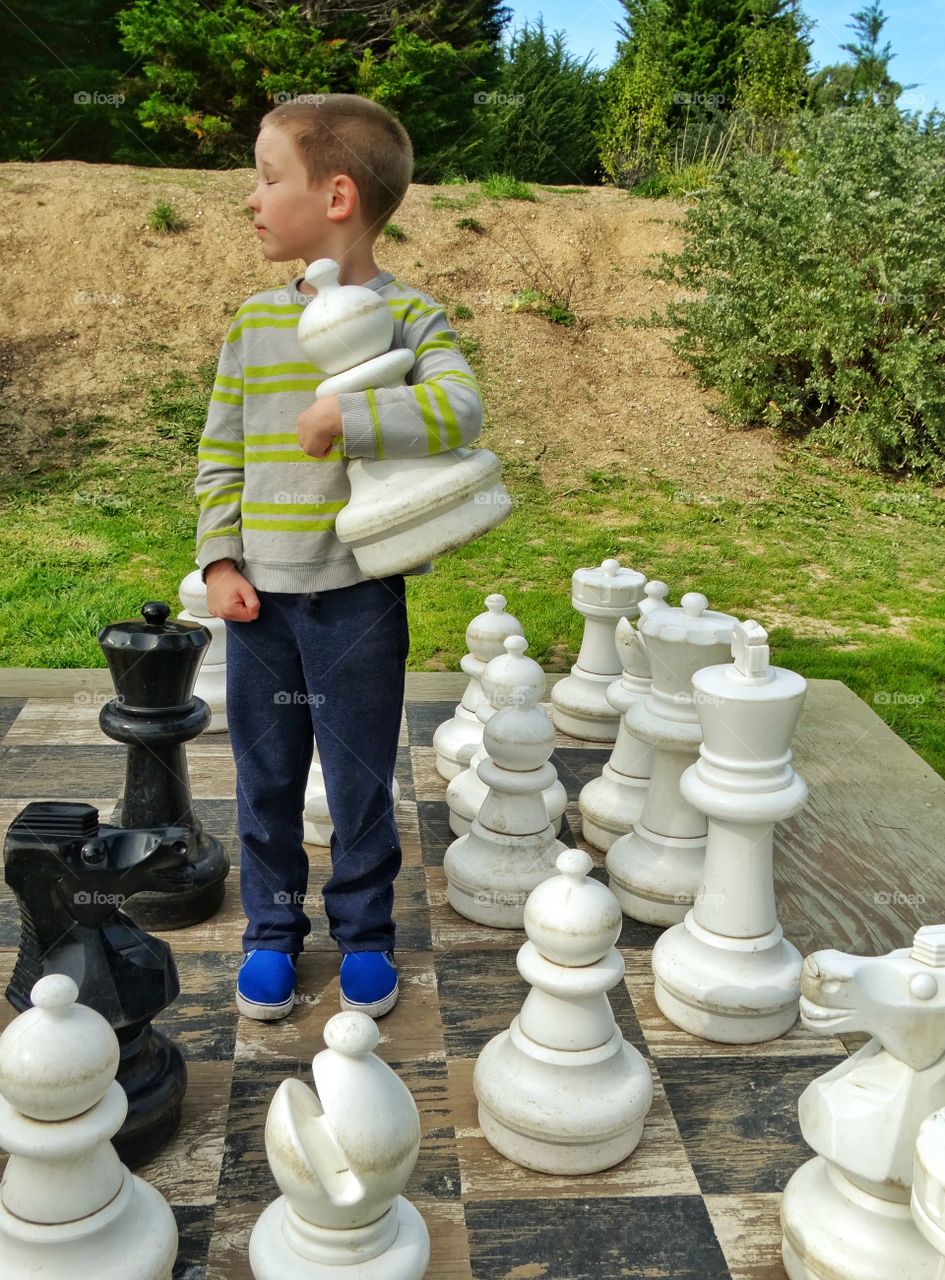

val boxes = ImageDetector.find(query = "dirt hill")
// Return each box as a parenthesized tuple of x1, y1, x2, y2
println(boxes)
(0, 160, 781, 497)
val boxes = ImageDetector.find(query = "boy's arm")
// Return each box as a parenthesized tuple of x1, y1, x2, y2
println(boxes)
(336, 300, 484, 460)
(194, 337, 245, 578)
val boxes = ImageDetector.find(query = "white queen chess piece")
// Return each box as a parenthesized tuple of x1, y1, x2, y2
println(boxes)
(0, 974, 178, 1280)
(780, 925, 945, 1280)
(178, 569, 226, 732)
(473, 849, 653, 1173)
(433, 593, 524, 781)
(443, 646, 566, 927)
(250, 1011, 429, 1280)
(549, 559, 647, 742)
(606, 592, 737, 926)
(446, 635, 566, 838)
(297, 258, 510, 577)
(578, 580, 670, 850)
(651, 620, 808, 1043)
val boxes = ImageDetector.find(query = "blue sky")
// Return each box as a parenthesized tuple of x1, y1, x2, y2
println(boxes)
(504, 0, 945, 112)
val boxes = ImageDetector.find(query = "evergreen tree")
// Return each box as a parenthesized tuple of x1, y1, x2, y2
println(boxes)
(598, 1, 675, 185)
(807, 4, 909, 111)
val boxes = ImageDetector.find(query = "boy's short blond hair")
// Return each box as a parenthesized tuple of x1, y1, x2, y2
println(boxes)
(261, 93, 413, 236)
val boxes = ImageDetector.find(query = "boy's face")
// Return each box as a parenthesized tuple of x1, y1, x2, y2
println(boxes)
(248, 126, 341, 265)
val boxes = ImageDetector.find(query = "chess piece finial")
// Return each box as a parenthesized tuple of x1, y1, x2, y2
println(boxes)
(249, 1011, 429, 1280)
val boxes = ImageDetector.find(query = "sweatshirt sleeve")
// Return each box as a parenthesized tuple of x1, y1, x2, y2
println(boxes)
(337, 298, 484, 460)
(194, 335, 245, 576)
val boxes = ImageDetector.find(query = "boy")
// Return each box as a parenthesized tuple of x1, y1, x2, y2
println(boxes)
(195, 94, 484, 1020)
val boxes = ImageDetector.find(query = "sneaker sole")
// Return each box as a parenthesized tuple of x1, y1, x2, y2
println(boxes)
(236, 989, 296, 1021)
(339, 981, 399, 1019)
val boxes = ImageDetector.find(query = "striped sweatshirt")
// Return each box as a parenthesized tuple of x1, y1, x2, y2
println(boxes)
(194, 268, 485, 592)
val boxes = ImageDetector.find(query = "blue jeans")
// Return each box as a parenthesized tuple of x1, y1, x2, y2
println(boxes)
(224, 576, 409, 955)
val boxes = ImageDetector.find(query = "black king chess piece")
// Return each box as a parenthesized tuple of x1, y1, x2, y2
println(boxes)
(4, 800, 191, 1167)
(99, 599, 229, 928)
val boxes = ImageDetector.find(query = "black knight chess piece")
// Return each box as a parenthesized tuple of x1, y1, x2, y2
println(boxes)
(4, 801, 191, 1167)
(99, 599, 230, 928)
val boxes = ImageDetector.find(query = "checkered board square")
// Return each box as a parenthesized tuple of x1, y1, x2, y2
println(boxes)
(0, 688, 898, 1280)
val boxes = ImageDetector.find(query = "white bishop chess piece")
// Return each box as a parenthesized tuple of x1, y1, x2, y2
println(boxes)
(651, 620, 808, 1043)
(443, 643, 566, 927)
(606, 592, 737, 926)
(549, 559, 647, 742)
(0, 974, 178, 1279)
(780, 925, 945, 1280)
(433, 593, 524, 780)
(446, 635, 566, 838)
(578, 580, 670, 851)
(913, 1108, 945, 1274)
(474, 849, 653, 1173)
(297, 258, 510, 576)
(178, 568, 226, 731)
(250, 1010, 429, 1280)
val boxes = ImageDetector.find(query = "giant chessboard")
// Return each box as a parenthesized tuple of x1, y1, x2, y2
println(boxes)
(0, 672, 943, 1280)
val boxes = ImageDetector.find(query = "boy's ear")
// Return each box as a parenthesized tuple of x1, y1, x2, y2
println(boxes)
(324, 173, 360, 223)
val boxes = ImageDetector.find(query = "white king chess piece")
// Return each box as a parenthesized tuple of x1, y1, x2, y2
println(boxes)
(250, 1011, 429, 1280)
(550, 559, 647, 742)
(651, 620, 808, 1043)
(474, 849, 653, 1173)
(780, 925, 945, 1280)
(0, 974, 178, 1279)
(178, 569, 226, 732)
(297, 258, 510, 576)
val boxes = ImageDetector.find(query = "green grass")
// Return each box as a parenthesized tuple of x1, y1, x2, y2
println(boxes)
(430, 191, 480, 212)
(452, 303, 473, 320)
(383, 222, 407, 241)
(456, 216, 486, 234)
(146, 200, 188, 234)
(480, 173, 536, 201)
(506, 287, 577, 327)
(1, 378, 943, 777)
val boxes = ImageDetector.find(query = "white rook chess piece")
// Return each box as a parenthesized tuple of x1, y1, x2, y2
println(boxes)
(913, 1109, 945, 1275)
(550, 559, 647, 742)
(178, 568, 226, 731)
(0, 974, 178, 1279)
(474, 849, 653, 1173)
(780, 926, 945, 1280)
(444, 652, 566, 927)
(652, 620, 808, 1043)
(433, 594, 524, 781)
(606, 592, 736, 926)
(250, 1011, 429, 1280)
(298, 258, 510, 577)
(578, 581, 670, 851)
(446, 635, 566, 839)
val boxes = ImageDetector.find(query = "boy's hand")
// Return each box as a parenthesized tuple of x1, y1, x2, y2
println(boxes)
(298, 394, 343, 458)
(205, 559, 260, 622)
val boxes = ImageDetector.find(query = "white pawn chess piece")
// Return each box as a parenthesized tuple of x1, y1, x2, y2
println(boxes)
(913, 1109, 945, 1275)
(0, 974, 178, 1279)
(652, 620, 808, 1043)
(578, 581, 670, 850)
(606, 592, 737, 926)
(447, 635, 566, 838)
(298, 258, 511, 577)
(443, 657, 566, 927)
(303, 744, 401, 846)
(433, 594, 524, 781)
(780, 925, 945, 1280)
(549, 559, 647, 742)
(178, 568, 226, 731)
(474, 849, 653, 1172)
(249, 1011, 429, 1280)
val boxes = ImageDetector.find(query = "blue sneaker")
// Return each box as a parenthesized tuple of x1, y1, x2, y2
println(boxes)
(236, 949, 297, 1021)
(339, 951, 398, 1018)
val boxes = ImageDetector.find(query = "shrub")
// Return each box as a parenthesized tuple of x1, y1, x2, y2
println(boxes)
(383, 222, 407, 241)
(147, 200, 187, 234)
(480, 173, 536, 201)
(653, 105, 945, 478)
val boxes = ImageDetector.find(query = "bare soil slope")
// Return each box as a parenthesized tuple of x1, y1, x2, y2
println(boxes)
(0, 161, 781, 496)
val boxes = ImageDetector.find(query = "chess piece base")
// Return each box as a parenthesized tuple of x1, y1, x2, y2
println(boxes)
(249, 1195, 429, 1280)
(652, 914, 801, 1044)
(781, 1156, 939, 1280)
(433, 707, 481, 780)
(474, 1021, 652, 1174)
(606, 825, 705, 926)
(114, 1026, 187, 1169)
(0, 1171, 177, 1280)
(550, 670, 621, 742)
(578, 767, 648, 853)
(444, 824, 563, 927)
